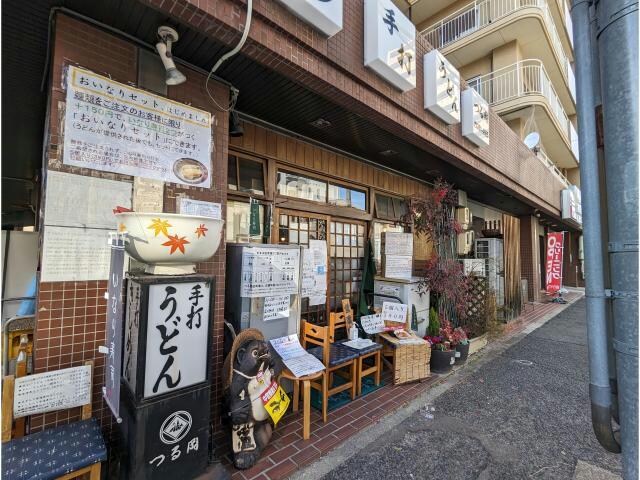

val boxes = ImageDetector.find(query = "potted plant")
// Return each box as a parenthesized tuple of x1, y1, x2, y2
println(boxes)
(425, 308, 455, 374)
(452, 327, 470, 364)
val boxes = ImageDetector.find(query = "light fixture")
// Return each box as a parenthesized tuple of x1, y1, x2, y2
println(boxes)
(156, 26, 186, 86)
(310, 118, 332, 129)
(229, 110, 244, 137)
(379, 149, 398, 156)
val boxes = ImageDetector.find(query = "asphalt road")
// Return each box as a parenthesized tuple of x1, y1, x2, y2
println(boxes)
(320, 299, 623, 480)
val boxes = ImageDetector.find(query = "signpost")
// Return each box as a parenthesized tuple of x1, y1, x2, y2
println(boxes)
(103, 232, 126, 422)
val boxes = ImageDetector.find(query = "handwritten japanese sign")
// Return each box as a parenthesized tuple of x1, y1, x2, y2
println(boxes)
(14, 365, 91, 418)
(545, 232, 564, 294)
(263, 295, 291, 321)
(103, 233, 125, 420)
(381, 302, 408, 323)
(240, 247, 300, 298)
(63, 65, 212, 187)
(364, 0, 416, 92)
(144, 280, 211, 398)
(360, 313, 385, 334)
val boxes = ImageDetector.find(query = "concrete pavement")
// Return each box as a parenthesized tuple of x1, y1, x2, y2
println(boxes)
(293, 299, 622, 480)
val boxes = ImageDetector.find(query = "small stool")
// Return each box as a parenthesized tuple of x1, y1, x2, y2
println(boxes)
(278, 369, 325, 440)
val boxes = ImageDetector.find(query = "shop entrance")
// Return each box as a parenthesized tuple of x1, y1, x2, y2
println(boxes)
(274, 209, 366, 324)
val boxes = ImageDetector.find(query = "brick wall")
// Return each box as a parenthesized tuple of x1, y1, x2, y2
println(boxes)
(33, 14, 229, 452)
(141, 0, 567, 216)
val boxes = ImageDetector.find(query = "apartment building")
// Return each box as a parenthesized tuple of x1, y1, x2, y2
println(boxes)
(401, 0, 579, 187)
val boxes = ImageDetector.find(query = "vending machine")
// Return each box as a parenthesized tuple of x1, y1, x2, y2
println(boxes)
(225, 243, 302, 340)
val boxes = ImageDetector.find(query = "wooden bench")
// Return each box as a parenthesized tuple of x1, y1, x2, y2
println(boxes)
(2, 360, 106, 479)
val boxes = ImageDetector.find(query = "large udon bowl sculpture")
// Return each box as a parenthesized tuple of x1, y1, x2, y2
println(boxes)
(115, 212, 224, 274)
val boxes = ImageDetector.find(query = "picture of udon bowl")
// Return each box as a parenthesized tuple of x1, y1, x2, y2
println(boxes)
(173, 157, 209, 184)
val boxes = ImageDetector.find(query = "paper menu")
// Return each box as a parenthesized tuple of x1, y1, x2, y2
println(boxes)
(269, 335, 325, 378)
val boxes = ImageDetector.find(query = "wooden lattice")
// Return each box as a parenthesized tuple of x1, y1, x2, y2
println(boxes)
(461, 276, 488, 336)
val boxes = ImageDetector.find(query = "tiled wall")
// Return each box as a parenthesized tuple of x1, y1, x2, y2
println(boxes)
(141, 0, 567, 216)
(33, 15, 229, 449)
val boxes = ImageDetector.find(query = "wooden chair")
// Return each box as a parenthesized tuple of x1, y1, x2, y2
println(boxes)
(301, 321, 358, 423)
(2, 360, 106, 480)
(329, 312, 348, 343)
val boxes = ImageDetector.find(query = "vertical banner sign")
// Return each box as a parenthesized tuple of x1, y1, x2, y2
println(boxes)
(249, 198, 261, 237)
(545, 232, 565, 294)
(103, 233, 126, 421)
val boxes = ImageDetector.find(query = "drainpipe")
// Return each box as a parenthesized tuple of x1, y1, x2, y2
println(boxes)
(570, 0, 621, 454)
(588, 2, 620, 425)
(595, 0, 639, 477)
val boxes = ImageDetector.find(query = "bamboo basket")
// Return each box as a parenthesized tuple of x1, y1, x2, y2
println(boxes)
(380, 333, 431, 385)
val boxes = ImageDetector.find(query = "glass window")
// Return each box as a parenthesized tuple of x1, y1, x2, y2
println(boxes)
(375, 193, 407, 221)
(328, 184, 367, 211)
(277, 171, 327, 202)
(238, 158, 265, 195)
(228, 155, 265, 195)
(228, 156, 238, 191)
(226, 200, 264, 243)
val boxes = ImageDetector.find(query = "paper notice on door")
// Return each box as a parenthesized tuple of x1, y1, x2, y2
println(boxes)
(263, 295, 290, 321)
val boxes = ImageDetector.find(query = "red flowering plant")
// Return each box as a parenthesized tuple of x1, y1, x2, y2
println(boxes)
(404, 178, 474, 328)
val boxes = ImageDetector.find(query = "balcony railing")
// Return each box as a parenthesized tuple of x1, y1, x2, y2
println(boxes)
(422, 0, 574, 97)
(468, 59, 577, 161)
(538, 149, 571, 188)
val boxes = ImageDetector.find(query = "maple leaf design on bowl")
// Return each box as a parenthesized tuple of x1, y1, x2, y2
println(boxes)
(162, 234, 190, 254)
(147, 218, 172, 237)
(195, 224, 208, 239)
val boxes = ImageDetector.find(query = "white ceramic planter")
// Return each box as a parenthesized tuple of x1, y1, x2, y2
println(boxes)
(115, 212, 224, 274)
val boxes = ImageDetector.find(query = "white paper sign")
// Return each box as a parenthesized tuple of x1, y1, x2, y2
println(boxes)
(41, 227, 111, 282)
(133, 177, 164, 213)
(63, 66, 212, 187)
(360, 313, 385, 334)
(364, 0, 416, 92)
(462, 88, 490, 147)
(383, 255, 413, 280)
(178, 197, 222, 220)
(13, 365, 91, 418)
(44, 171, 132, 229)
(424, 49, 461, 124)
(241, 247, 300, 298)
(278, 0, 343, 37)
(270, 335, 325, 378)
(145, 281, 211, 397)
(382, 301, 408, 323)
(382, 232, 413, 256)
(302, 240, 327, 302)
(263, 295, 290, 321)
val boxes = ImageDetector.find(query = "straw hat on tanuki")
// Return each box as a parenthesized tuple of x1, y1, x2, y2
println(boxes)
(222, 328, 265, 391)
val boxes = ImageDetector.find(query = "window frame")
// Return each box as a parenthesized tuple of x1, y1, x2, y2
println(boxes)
(227, 152, 267, 199)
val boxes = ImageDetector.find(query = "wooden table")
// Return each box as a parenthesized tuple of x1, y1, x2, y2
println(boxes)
(278, 369, 324, 440)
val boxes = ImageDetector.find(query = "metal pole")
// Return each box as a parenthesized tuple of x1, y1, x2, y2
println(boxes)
(595, 0, 639, 477)
(571, 0, 621, 454)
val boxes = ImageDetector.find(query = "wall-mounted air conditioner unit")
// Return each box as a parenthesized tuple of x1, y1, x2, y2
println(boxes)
(457, 231, 474, 255)
(455, 207, 472, 229)
(461, 258, 486, 277)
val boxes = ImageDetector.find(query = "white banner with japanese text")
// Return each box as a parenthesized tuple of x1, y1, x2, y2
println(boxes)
(63, 65, 212, 187)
